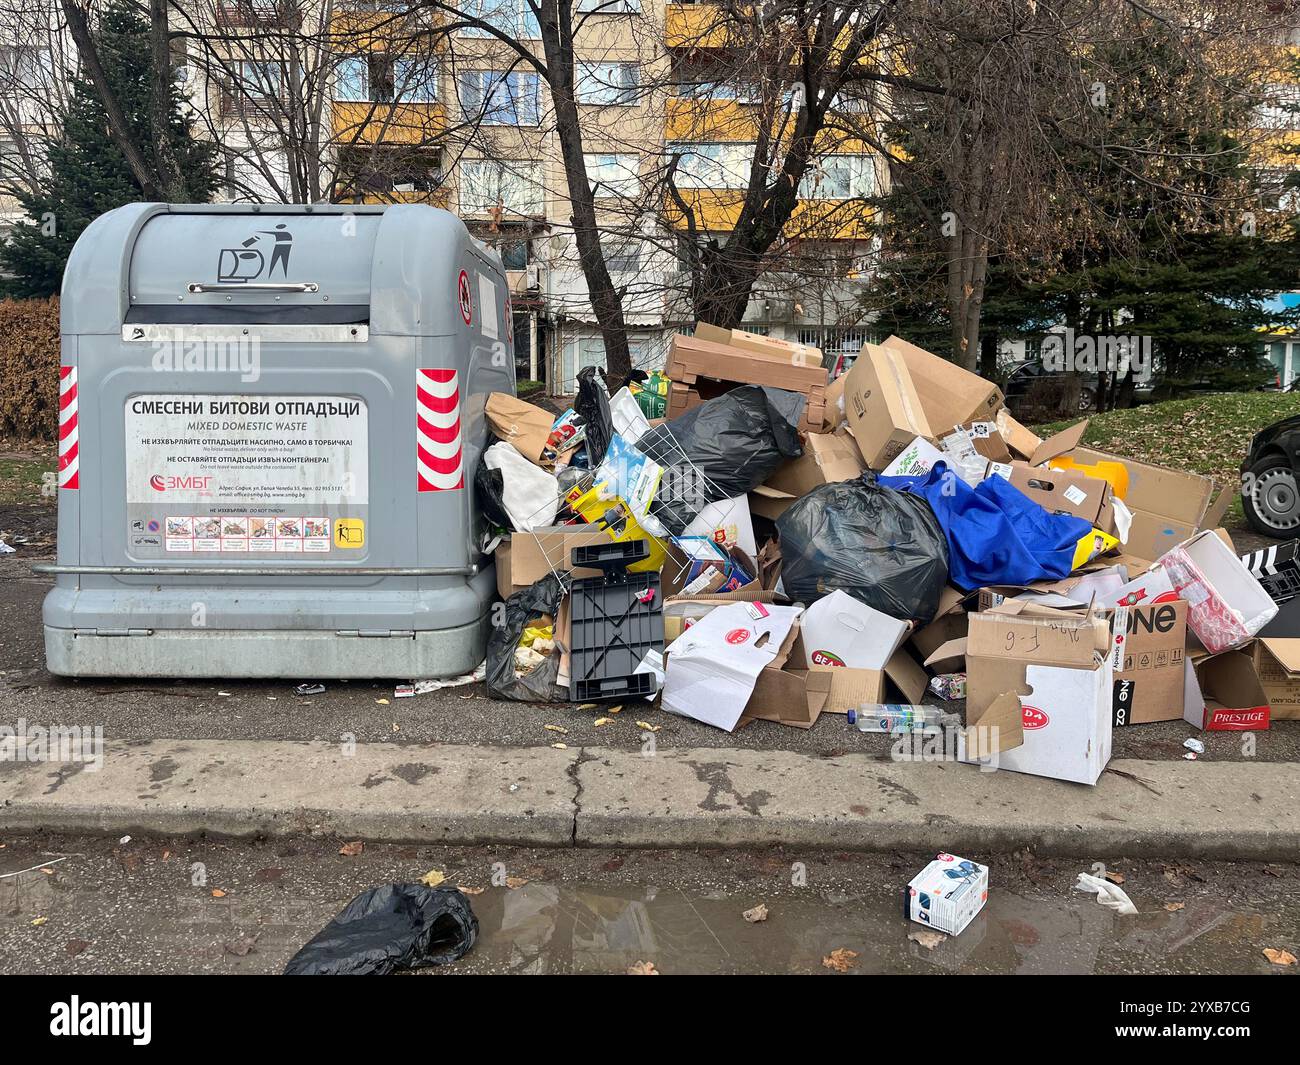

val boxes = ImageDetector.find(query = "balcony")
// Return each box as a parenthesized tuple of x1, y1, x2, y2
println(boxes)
(216, 0, 303, 30)
(331, 101, 448, 144)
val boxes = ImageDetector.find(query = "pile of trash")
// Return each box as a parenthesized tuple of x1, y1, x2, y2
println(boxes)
(479, 326, 1300, 787)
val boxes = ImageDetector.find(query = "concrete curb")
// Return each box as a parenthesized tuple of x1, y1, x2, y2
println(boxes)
(1, 739, 1297, 859)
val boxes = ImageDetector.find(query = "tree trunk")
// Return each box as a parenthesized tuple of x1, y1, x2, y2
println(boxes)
(539, 1, 632, 382)
(148, 0, 189, 201)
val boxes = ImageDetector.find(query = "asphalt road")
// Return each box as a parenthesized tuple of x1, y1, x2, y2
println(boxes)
(2, 832, 1297, 975)
(3, 501, 1297, 762)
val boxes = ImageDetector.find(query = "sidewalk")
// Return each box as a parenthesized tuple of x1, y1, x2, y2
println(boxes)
(2, 738, 1297, 859)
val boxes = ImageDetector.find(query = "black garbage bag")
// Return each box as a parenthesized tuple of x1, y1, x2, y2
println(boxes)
(284, 883, 477, 975)
(636, 385, 805, 534)
(487, 572, 568, 702)
(574, 365, 614, 466)
(776, 475, 950, 624)
(474, 459, 513, 532)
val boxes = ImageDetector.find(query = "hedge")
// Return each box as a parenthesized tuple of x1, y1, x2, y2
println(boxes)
(0, 296, 60, 442)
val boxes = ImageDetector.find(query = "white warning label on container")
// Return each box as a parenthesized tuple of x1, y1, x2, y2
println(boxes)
(123, 394, 368, 558)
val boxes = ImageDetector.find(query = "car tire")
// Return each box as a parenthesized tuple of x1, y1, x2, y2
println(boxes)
(1242, 454, 1300, 536)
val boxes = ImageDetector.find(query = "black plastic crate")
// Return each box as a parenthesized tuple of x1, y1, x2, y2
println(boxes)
(568, 544, 663, 702)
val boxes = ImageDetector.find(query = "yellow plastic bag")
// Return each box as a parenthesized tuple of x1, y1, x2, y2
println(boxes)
(565, 484, 666, 573)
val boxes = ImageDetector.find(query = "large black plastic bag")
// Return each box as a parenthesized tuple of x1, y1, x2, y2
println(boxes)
(574, 365, 614, 466)
(637, 385, 805, 534)
(487, 572, 568, 701)
(284, 884, 478, 975)
(776, 476, 950, 624)
(474, 458, 513, 531)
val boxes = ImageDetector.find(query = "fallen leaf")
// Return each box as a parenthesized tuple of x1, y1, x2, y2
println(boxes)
(458, 885, 485, 895)
(636, 721, 660, 732)
(211, 889, 226, 898)
(39, 867, 55, 875)
(420, 869, 447, 888)
(223, 934, 260, 957)
(31, 916, 48, 927)
(627, 960, 659, 975)
(593, 717, 614, 727)
(909, 929, 947, 950)
(543, 724, 568, 734)
(606, 704, 623, 714)
(1164, 902, 1185, 912)
(339, 841, 364, 856)
(551, 743, 568, 750)
(161, 850, 171, 861)
(65, 939, 91, 957)
(743, 903, 769, 923)
(1264, 948, 1297, 966)
(505, 876, 528, 889)
(1104, 870, 1126, 885)
(822, 948, 858, 972)
(577, 703, 599, 711)
(376, 698, 390, 705)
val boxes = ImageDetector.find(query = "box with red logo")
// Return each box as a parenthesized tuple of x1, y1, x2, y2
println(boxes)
(941, 601, 1115, 785)
(905, 852, 989, 936)
(1184, 650, 1270, 731)
(1157, 531, 1277, 653)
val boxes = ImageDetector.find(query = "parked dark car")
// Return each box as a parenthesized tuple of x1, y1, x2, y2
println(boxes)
(1241, 413, 1300, 536)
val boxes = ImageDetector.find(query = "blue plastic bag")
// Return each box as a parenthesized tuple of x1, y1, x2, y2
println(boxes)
(878, 462, 1091, 591)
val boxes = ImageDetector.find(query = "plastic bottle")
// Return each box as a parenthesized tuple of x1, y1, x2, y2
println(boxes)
(847, 704, 945, 734)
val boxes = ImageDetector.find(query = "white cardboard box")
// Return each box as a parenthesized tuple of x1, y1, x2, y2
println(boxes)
(799, 590, 910, 668)
(906, 853, 989, 936)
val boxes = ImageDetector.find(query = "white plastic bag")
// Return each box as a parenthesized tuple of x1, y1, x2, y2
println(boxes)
(483, 442, 559, 532)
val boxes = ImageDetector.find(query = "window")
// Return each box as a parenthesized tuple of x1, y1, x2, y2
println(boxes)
(576, 62, 638, 105)
(576, 0, 640, 12)
(458, 71, 541, 125)
(603, 237, 641, 273)
(799, 155, 874, 200)
(497, 239, 530, 269)
(337, 147, 443, 198)
(336, 55, 436, 103)
(1256, 83, 1300, 131)
(239, 60, 283, 98)
(585, 153, 639, 197)
(460, 159, 544, 216)
(460, 0, 539, 38)
(0, 46, 52, 92)
(669, 142, 754, 189)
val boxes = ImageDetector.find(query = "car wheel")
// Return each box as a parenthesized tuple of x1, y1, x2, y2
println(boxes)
(1242, 455, 1300, 536)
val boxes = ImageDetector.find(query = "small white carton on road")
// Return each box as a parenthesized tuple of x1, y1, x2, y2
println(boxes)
(905, 852, 989, 936)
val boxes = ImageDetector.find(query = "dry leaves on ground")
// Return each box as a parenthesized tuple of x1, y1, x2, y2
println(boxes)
(1263, 948, 1296, 966)
(743, 904, 768, 923)
(908, 929, 947, 950)
(822, 948, 858, 972)
(339, 841, 364, 857)
(628, 961, 659, 975)
(420, 869, 447, 888)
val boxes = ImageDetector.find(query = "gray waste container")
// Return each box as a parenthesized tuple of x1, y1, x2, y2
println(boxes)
(42, 203, 513, 679)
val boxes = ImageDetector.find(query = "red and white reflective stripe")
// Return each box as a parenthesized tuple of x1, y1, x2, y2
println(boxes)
(58, 365, 79, 490)
(415, 368, 462, 491)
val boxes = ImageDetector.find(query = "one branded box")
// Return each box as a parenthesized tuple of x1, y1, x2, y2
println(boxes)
(905, 853, 989, 936)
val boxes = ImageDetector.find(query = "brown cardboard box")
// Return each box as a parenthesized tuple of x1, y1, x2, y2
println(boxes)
(1110, 600, 1189, 725)
(996, 462, 1114, 531)
(693, 322, 823, 367)
(1069, 446, 1223, 561)
(995, 409, 1042, 459)
(485, 392, 557, 466)
(822, 373, 846, 430)
(1251, 638, 1300, 721)
(1186, 650, 1270, 731)
(494, 526, 609, 599)
(879, 335, 1004, 434)
(665, 333, 827, 428)
(910, 586, 976, 663)
(840, 343, 934, 468)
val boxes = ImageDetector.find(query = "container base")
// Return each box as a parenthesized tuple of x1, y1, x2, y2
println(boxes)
(43, 616, 490, 680)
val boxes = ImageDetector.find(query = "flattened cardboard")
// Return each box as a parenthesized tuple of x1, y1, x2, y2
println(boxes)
(693, 322, 823, 367)
(879, 335, 1004, 434)
(763, 430, 866, 497)
(1027, 419, 1089, 467)
(495, 526, 609, 598)
(842, 343, 934, 469)
(486, 392, 556, 466)
(995, 409, 1042, 459)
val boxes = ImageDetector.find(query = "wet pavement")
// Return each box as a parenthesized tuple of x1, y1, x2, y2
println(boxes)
(1, 834, 1296, 975)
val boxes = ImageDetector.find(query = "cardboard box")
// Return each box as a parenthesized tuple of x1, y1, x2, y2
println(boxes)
(750, 431, 867, 521)
(662, 601, 805, 731)
(822, 373, 846, 430)
(737, 629, 835, 730)
(1185, 651, 1270, 731)
(879, 335, 1004, 434)
(799, 590, 912, 713)
(1109, 600, 1189, 726)
(995, 408, 1042, 459)
(939, 603, 1115, 785)
(1069, 446, 1223, 561)
(987, 461, 1114, 531)
(485, 392, 557, 466)
(1241, 539, 1300, 605)
(494, 526, 610, 599)
(693, 322, 823, 367)
(841, 343, 934, 469)
(1159, 530, 1277, 653)
(665, 333, 827, 428)
(910, 586, 975, 664)
(906, 853, 989, 937)
(882, 436, 946, 478)
(1251, 638, 1300, 721)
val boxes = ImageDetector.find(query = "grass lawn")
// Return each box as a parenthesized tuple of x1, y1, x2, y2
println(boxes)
(0, 444, 55, 507)
(1035, 392, 1300, 528)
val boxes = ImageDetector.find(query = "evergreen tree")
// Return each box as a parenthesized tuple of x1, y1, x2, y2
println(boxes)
(0, 0, 220, 297)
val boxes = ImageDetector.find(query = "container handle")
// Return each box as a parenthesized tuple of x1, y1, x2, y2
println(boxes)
(186, 282, 319, 293)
